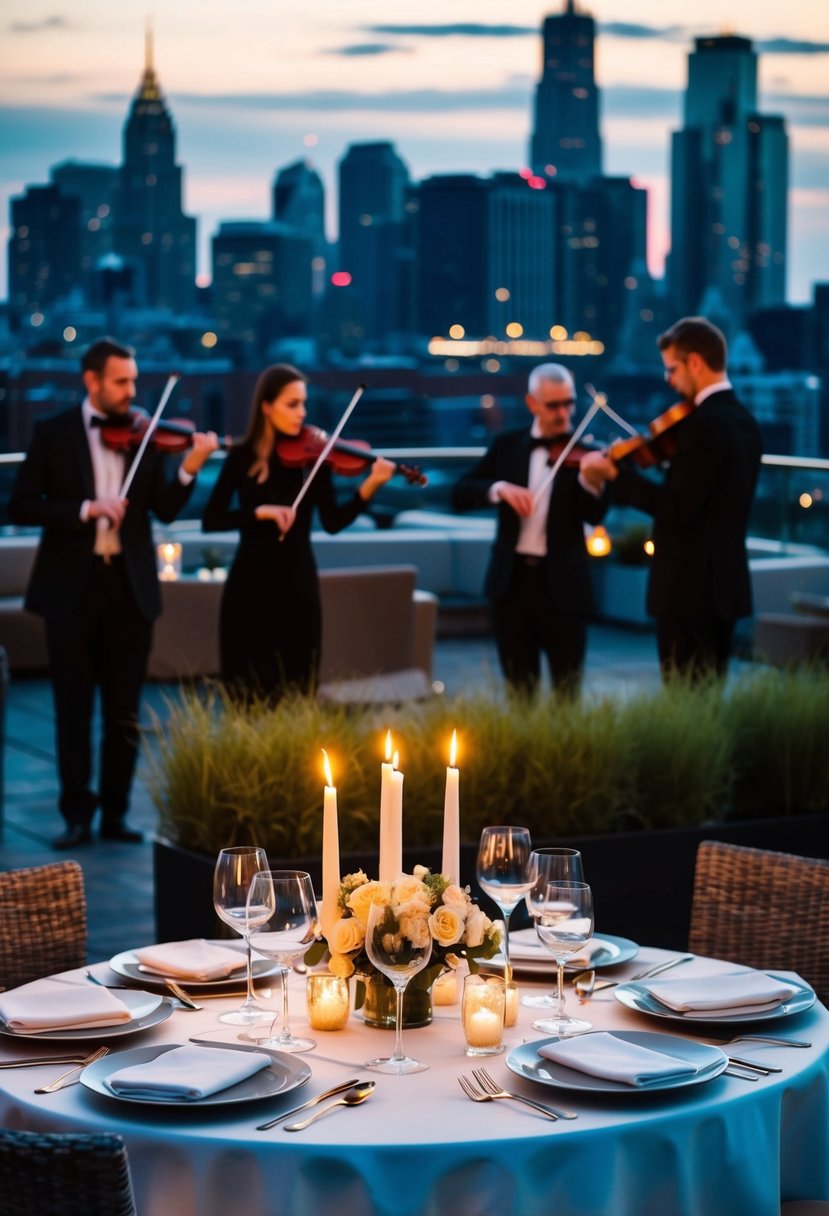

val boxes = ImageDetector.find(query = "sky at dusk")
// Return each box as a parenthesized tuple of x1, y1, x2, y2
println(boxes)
(1, 0, 827, 304)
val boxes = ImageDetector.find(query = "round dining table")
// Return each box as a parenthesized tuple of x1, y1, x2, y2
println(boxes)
(1, 945, 827, 1216)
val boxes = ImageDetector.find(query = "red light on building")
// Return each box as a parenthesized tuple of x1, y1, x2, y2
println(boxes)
(527, 176, 546, 190)
(331, 271, 352, 287)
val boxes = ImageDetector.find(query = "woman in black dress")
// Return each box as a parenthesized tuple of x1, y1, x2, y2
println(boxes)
(202, 364, 394, 701)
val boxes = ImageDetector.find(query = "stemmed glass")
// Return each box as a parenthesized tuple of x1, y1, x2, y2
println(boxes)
(364, 895, 433, 1075)
(212, 846, 271, 1025)
(247, 870, 319, 1054)
(476, 826, 533, 979)
(532, 880, 594, 1037)
(522, 848, 585, 1009)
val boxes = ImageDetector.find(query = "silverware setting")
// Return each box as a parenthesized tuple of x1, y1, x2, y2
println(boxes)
(726, 1056, 781, 1074)
(283, 1081, 376, 1131)
(34, 1045, 109, 1093)
(257, 1078, 362, 1130)
(576, 955, 694, 996)
(0, 1054, 96, 1069)
(459, 1067, 578, 1120)
(723, 1064, 760, 1082)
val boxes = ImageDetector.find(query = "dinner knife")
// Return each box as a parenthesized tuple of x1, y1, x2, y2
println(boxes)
(255, 1078, 362, 1130)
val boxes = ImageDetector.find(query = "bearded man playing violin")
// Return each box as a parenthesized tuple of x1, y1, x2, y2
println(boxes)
(9, 337, 218, 849)
(580, 316, 762, 681)
(452, 363, 609, 697)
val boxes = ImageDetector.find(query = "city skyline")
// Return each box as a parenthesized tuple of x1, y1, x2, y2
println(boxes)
(1, 1, 827, 303)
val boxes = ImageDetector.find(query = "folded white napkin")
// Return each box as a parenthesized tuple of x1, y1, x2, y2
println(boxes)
(133, 939, 245, 981)
(539, 1032, 700, 1087)
(508, 932, 615, 967)
(106, 1045, 272, 1101)
(0, 978, 132, 1033)
(642, 971, 798, 1018)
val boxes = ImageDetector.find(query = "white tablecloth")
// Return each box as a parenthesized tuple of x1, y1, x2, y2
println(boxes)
(1, 948, 827, 1216)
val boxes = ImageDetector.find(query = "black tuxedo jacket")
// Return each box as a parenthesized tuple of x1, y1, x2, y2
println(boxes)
(612, 389, 763, 619)
(9, 406, 194, 622)
(452, 427, 607, 611)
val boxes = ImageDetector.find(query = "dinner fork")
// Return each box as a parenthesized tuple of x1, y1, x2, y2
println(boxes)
(473, 1067, 580, 1119)
(34, 1045, 109, 1093)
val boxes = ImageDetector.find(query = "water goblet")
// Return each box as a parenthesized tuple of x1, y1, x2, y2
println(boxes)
(212, 846, 271, 1025)
(475, 826, 533, 979)
(247, 870, 319, 1053)
(522, 848, 584, 1009)
(363, 893, 433, 1075)
(532, 880, 594, 1036)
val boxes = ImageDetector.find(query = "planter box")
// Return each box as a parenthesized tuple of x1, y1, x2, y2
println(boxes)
(154, 812, 828, 949)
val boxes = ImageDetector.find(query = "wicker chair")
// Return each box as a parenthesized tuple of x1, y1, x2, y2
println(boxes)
(689, 841, 829, 1004)
(0, 1129, 136, 1216)
(0, 860, 87, 989)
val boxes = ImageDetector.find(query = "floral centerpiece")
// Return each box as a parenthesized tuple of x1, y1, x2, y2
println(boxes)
(305, 866, 503, 1027)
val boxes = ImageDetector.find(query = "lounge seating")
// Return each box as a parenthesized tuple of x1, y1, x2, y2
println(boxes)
(0, 1129, 137, 1216)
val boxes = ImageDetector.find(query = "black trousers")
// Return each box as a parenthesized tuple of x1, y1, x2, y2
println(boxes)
(492, 559, 587, 697)
(45, 557, 152, 829)
(656, 614, 735, 681)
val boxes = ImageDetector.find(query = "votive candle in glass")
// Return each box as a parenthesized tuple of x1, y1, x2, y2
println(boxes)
(432, 969, 459, 1006)
(504, 979, 519, 1027)
(306, 974, 350, 1031)
(462, 974, 506, 1056)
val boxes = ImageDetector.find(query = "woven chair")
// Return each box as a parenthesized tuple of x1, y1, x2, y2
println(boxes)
(0, 1129, 136, 1216)
(689, 841, 829, 1004)
(0, 860, 87, 989)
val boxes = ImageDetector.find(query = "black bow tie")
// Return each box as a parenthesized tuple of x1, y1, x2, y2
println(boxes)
(530, 436, 556, 449)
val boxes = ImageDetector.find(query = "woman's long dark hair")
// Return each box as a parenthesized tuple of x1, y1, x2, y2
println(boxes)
(239, 363, 307, 482)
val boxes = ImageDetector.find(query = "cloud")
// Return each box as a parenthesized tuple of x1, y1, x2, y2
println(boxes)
(329, 43, 414, 58)
(759, 38, 829, 54)
(8, 15, 70, 34)
(364, 23, 534, 38)
(600, 23, 685, 40)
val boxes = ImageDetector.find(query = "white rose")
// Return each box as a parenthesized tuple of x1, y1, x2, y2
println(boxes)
(328, 916, 365, 955)
(464, 903, 489, 948)
(398, 911, 432, 950)
(441, 884, 468, 912)
(395, 875, 430, 906)
(413, 865, 430, 880)
(429, 905, 464, 947)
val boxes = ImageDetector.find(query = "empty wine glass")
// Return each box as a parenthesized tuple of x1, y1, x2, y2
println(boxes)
(476, 826, 533, 979)
(364, 891, 433, 1075)
(212, 846, 271, 1025)
(522, 848, 585, 1009)
(247, 870, 319, 1053)
(532, 880, 594, 1036)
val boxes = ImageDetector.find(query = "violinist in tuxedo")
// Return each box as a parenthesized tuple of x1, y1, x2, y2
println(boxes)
(452, 363, 608, 696)
(8, 337, 218, 849)
(580, 317, 763, 680)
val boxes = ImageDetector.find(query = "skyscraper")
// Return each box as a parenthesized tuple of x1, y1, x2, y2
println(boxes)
(7, 185, 81, 327)
(530, 1, 602, 184)
(50, 161, 117, 300)
(669, 35, 788, 323)
(111, 30, 197, 312)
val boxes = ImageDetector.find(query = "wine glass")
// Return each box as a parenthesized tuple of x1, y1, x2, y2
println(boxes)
(212, 846, 271, 1025)
(247, 870, 319, 1053)
(532, 880, 594, 1036)
(522, 848, 585, 1009)
(363, 894, 433, 1075)
(475, 826, 533, 979)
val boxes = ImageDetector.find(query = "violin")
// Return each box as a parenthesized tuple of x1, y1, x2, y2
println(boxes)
(276, 425, 427, 487)
(92, 408, 231, 455)
(542, 435, 601, 469)
(605, 401, 695, 469)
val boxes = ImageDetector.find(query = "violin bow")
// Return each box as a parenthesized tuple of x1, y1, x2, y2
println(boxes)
(287, 383, 366, 514)
(531, 395, 603, 507)
(584, 383, 639, 438)
(117, 374, 181, 499)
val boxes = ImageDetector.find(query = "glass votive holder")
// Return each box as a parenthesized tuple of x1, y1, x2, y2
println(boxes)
(504, 979, 519, 1028)
(156, 540, 182, 581)
(433, 969, 459, 1006)
(462, 973, 506, 1056)
(306, 974, 350, 1031)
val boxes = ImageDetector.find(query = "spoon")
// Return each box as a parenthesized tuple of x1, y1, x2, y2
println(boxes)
(574, 970, 596, 1002)
(283, 1081, 376, 1131)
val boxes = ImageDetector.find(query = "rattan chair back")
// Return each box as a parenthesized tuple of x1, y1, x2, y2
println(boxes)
(0, 860, 87, 989)
(689, 840, 829, 1003)
(0, 1129, 136, 1216)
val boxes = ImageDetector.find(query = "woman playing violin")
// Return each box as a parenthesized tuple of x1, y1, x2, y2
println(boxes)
(202, 363, 395, 701)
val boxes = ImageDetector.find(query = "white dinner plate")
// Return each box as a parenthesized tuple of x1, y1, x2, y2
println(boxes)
(80, 1042, 311, 1107)
(613, 971, 816, 1024)
(0, 989, 174, 1042)
(109, 941, 280, 991)
(505, 932, 639, 976)
(507, 1031, 728, 1094)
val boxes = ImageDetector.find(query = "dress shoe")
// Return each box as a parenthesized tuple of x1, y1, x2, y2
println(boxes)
(52, 825, 91, 850)
(99, 822, 144, 844)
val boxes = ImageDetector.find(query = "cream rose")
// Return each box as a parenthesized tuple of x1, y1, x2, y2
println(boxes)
(398, 910, 432, 949)
(328, 916, 365, 955)
(464, 903, 489, 948)
(347, 880, 391, 927)
(429, 905, 464, 947)
(328, 952, 355, 979)
(440, 884, 468, 912)
(395, 875, 431, 906)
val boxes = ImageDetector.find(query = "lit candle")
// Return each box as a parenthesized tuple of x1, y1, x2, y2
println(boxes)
(462, 974, 506, 1055)
(320, 750, 340, 941)
(306, 974, 350, 1031)
(379, 730, 403, 881)
(432, 969, 458, 1006)
(442, 729, 460, 884)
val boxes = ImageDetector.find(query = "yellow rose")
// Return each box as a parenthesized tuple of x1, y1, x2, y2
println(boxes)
(329, 916, 365, 955)
(329, 952, 355, 978)
(347, 880, 391, 927)
(429, 905, 464, 947)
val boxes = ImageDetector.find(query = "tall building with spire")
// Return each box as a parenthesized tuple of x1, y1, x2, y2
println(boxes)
(530, 1, 602, 184)
(669, 35, 788, 324)
(112, 28, 197, 312)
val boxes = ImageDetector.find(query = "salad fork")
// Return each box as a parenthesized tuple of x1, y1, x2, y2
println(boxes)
(34, 1045, 109, 1093)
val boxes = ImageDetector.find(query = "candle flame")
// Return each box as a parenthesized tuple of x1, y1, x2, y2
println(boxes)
(321, 748, 334, 787)
(384, 729, 393, 761)
(449, 729, 457, 767)
(392, 750, 399, 771)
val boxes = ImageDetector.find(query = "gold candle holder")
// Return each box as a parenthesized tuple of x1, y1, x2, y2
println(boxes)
(156, 540, 182, 581)
(462, 974, 506, 1056)
(504, 979, 519, 1028)
(306, 974, 350, 1031)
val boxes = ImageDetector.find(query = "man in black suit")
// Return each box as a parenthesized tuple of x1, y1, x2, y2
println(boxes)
(580, 316, 763, 679)
(9, 338, 217, 848)
(452, 364, 608, 696)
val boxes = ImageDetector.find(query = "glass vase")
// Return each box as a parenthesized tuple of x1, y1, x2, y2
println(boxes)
(362, 976, 433, 1029)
